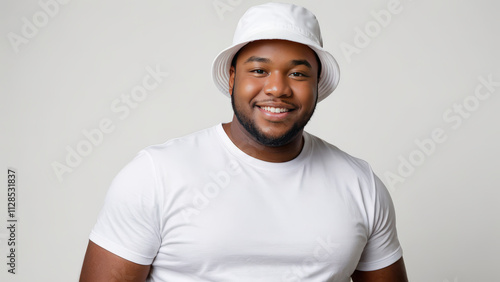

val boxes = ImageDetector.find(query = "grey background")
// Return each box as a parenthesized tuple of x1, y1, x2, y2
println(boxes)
(1, 0, 499, 281)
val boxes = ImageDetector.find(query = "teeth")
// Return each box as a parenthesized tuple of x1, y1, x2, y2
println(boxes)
(262, 106, 289, 113)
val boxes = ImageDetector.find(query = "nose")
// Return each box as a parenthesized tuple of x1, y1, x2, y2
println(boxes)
(264, 72, 292, 98)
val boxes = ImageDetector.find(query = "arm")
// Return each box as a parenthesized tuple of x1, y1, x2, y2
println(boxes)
(80, 240, 151, 282)
(351, 257, 408, 282)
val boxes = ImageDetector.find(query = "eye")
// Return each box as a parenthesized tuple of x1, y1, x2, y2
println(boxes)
(251, 69, 266, 74)
(290, 72, 307, 77)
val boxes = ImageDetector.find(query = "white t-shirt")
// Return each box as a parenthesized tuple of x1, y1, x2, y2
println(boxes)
(89, 124, 402, 282)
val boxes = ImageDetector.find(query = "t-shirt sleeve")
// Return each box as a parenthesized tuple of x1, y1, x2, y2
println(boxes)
(355, 172, 403, 271)
(89, 150, 161, 265)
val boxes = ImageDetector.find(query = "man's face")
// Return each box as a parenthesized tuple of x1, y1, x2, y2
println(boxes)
(229, 39, 320, 147)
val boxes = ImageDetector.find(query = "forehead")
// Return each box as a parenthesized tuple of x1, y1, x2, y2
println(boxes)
(235, 39, 318, 65)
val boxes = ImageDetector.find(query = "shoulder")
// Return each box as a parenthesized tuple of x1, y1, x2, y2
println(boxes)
(148, 125, 218, 151)
(303, 131, 391, 206)
(123, 124, 231, 179)
(141, 125, 221, 161)
(305, 131, 373, 177)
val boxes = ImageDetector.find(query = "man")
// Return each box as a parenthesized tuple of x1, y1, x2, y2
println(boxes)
(80, 3, 408, 281)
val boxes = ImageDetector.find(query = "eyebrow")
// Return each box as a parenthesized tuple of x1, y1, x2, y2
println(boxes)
(243, 56, 312, 69)
(290, 59, 312, 69)
(244, 56, 271, 64)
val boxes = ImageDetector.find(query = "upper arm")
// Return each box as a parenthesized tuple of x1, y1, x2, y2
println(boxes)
(80, 240, 151, 282)
(351, 257, 408, 282)
(352, 172, 407, 281)
(356, 173, 403, 271)
(88, 150, 161, 265)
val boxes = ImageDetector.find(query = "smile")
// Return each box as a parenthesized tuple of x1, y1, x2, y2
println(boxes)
(260, 106, 290, 113)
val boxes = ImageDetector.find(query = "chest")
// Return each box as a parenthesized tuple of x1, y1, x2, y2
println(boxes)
(155, 172, 369, 280)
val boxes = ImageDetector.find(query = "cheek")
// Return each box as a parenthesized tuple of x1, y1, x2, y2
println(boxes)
(236, 76, 263, 97)
(292, 84, 317, 108)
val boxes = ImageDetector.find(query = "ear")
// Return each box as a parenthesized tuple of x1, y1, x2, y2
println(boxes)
(229, 66, 236, 96)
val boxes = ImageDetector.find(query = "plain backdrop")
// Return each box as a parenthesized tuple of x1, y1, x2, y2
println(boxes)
(1, 0, 499, 281)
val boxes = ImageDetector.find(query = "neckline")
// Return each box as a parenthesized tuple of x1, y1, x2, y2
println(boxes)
(215, 123, 312, 171)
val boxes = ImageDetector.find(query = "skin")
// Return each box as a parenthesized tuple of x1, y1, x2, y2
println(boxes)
(223, 39, 319, 162)
(80, 241, 150, 282)
(80, 39, 408, 281)
(351, 257, 409, 282)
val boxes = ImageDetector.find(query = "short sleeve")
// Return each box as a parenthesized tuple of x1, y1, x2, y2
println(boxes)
(89, 150, 161, 265)
(356, 173, 403, 271)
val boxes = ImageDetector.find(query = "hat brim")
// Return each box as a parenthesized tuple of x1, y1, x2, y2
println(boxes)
(212, 33, 340, 102)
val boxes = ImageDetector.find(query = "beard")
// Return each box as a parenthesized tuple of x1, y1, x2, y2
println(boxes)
(230, 86, 317, 147)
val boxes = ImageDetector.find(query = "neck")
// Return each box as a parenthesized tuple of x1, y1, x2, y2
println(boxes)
(222, 117, 304, 163)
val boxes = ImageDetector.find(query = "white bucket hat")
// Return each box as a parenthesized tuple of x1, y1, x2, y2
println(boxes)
(212, 2, 340, 103)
